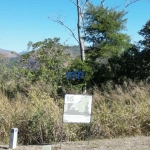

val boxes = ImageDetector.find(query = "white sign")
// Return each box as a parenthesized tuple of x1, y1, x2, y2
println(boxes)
(63, 94, 93, 123)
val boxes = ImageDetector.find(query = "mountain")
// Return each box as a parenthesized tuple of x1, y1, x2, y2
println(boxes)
(65, 45, 89, 58)
(65, 46, 80, 58)
(0, 48, 18, 58)
(0, 45, 82, 72)
(19, 51, 28, 55)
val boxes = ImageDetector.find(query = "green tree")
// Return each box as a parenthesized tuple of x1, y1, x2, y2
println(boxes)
(19, 38, 70, 98)
(138, 20, 150, 80)
(139, 20, 150, 50)
(66, 57, 93, 92)
(84, 4, 131, 59)
(80, 4, 131, 85)
(108, 45, 142, 82)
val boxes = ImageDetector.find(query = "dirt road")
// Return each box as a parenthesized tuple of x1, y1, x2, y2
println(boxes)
(0, 136, 150, 150)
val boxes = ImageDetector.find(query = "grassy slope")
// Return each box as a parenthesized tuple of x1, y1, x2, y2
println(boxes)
(0, 81, 150, 145)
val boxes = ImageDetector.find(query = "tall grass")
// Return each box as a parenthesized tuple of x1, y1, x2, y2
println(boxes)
(92, 82, 150, 138)
(0, 81, 150, 144)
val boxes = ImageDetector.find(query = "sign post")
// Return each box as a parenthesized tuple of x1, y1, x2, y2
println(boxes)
(63, 94, 92, 123)
(60, 94, 93, 148)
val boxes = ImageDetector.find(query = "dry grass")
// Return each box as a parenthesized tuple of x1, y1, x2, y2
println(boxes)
(92, 82, 150, 139)
(0, 81, 150, 145)
(0, 87, 62, 144)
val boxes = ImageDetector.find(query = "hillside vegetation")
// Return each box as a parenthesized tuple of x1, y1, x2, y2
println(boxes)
(0, 81, 150, 145)
(0, 4, 150, 145)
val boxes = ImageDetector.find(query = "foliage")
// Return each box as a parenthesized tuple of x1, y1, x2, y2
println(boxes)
(18, 38, 70, 98)
(81, 19, 150, 85)
(1, 82, 150, 144)
(91, 44, 150, 85)
(1, 5, 150, 145)
(138, 20, 150, 50)
(106, 19, 150, 83)
(77, 4, 133, 85)
(68, 57, 93, 83)
(63, 57, 93, 93)
(84, 4, 131, 60)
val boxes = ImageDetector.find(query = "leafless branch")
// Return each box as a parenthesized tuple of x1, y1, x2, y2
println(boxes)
(100, 0, 106, 6)
(48, 16, 79, 43)
(82, 0, 89, 14)
(70, 0, 89, 9)
(63, 38, 70, 46)
(112, 5, 122, 10)
(70, 0, 89, 16)
(110, 1, 123, 10)
(80, 0, 89, 44)
(70, 0, 81, 8)
(125, 0, 140, 7)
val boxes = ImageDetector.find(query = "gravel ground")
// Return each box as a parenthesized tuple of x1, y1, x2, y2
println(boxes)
(0, 136, 150, 150)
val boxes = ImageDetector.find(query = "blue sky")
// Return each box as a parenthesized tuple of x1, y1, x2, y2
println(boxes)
(0, 0, 150, 53)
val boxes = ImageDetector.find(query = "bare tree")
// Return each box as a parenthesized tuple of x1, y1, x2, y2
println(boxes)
(76, 0, 89, 62)
(100, 0, 106, 6)
(48, 0, 147, 62)
(48, 0, 89, 62)
(125, 0, 141, 7)
(69, 0, 89, 62)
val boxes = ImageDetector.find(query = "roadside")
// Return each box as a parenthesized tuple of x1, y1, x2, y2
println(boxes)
(0, 136, 150, 150)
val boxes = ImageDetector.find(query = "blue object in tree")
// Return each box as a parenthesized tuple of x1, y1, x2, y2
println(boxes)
(66, 71, 84, 80)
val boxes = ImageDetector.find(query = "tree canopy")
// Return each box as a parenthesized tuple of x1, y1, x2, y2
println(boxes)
(84, 4, 131, 59)
(139, 20, 150, 50)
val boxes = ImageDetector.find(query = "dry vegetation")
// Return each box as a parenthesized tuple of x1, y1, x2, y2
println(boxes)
(0, 81, 150, 145)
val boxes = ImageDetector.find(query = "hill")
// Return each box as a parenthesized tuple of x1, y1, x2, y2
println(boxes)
(65, 45, 80, 58)
(0, 48, 18, 58)
(0, 45, 80, 59)
(0, 45, 80, 71)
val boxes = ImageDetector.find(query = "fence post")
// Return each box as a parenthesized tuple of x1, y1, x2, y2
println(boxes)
(9, 128, 18, 149)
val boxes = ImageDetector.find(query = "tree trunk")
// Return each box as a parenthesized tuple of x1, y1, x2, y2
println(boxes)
(77, 0, 85, 62)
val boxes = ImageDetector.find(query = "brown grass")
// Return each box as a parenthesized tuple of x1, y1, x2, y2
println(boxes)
(0, 81, 150, 145)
